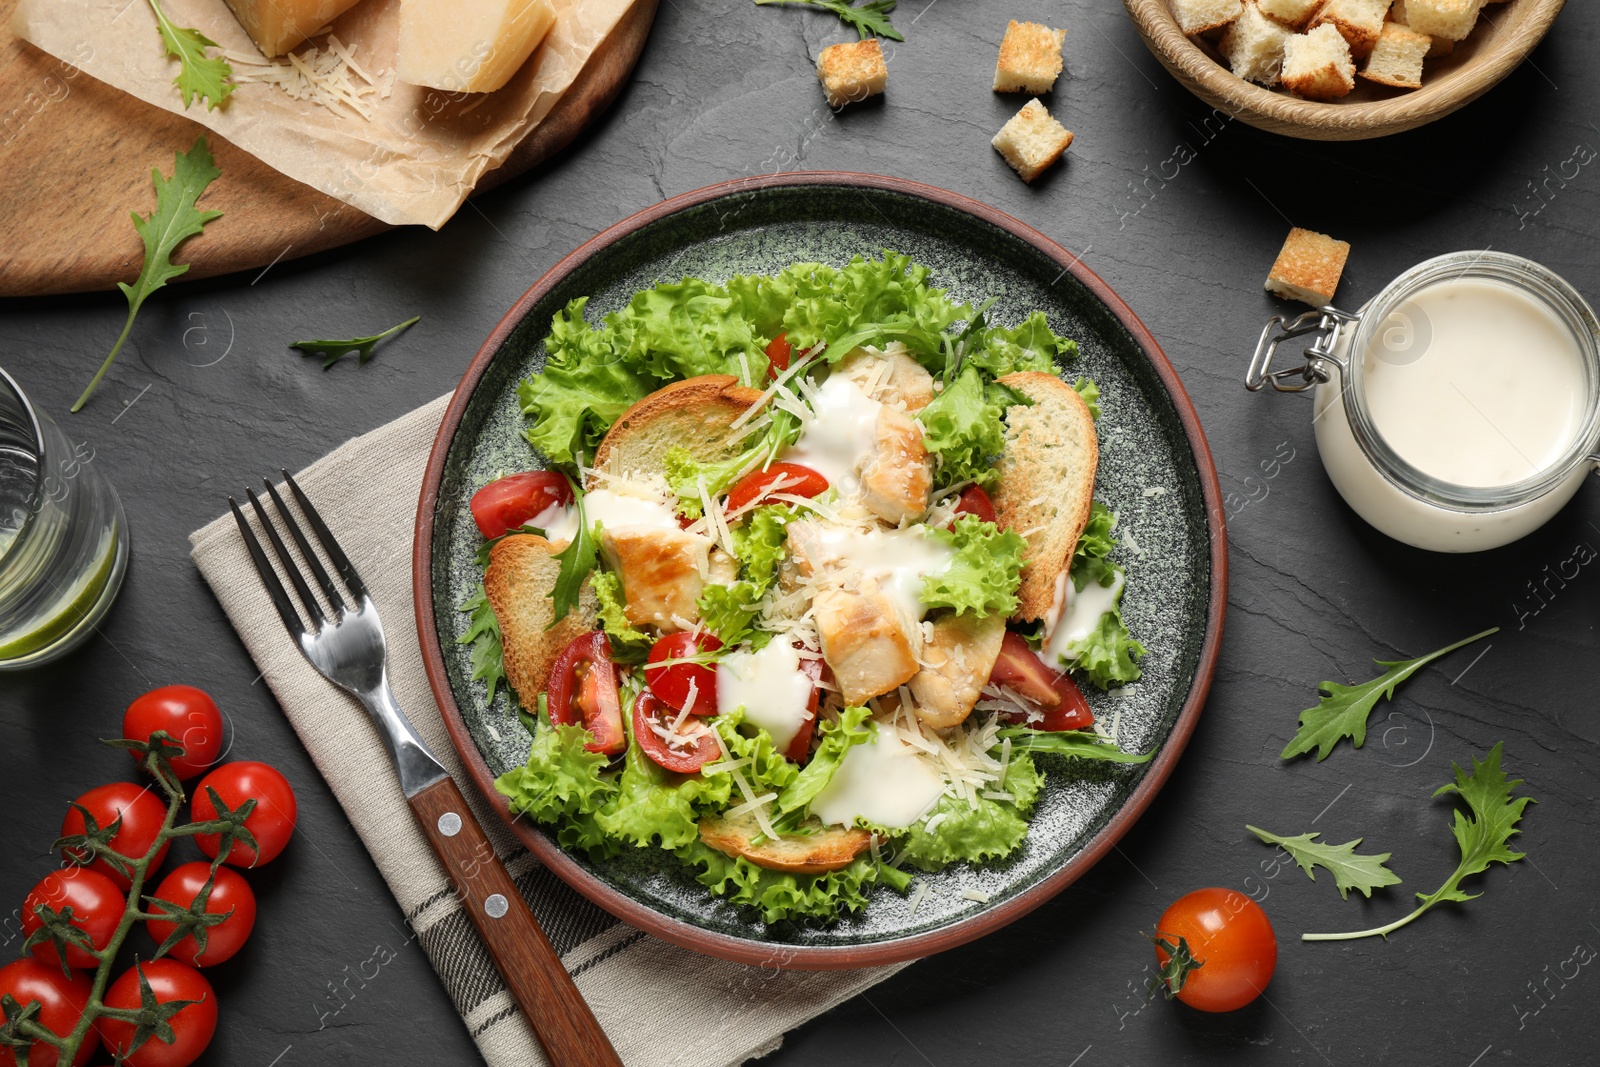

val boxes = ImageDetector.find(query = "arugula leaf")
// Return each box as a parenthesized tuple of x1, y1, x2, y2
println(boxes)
(1304, 743, 1533, 941)
(456, 584, 508, 705)
(291, 316, 420, 369)
(1280, 628, 1498, 762)
(753, 0, 904, 42)
(1246, 825, 1401, 900)
(549, 484, 597, 628)
(73, 136, 224, 412)
(146, 0, 234, 110)
(921, 515, 1028, 617)
(994, 727, 1154, 764)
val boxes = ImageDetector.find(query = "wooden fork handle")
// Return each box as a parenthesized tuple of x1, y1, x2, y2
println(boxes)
(408, 776, 624, 1067)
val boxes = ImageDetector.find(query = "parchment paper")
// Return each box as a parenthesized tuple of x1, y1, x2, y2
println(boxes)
(13, 0, 636, 228)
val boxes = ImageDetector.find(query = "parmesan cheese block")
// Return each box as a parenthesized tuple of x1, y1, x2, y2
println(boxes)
(396, 0, 558, 94)
(222, 0, 364, 58)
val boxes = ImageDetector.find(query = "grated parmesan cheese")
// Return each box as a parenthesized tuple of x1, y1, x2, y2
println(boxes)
(225, 35, 382, 119)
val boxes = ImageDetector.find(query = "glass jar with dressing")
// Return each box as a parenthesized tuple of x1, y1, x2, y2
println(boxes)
(1246, 251, 1600, 553)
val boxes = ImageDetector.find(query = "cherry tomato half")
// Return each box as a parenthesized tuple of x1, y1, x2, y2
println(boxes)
(989, 632, 1095, 731)
(783, 654, 828, 763)
(100, 960, 217, 1067)
(633, 691, 720, 774)
(765, 332, 792, 379)
(145, 863, 258, 968)
(59, 783, 170, 889)
(469, 471, 574, 540)
(1153, 888, 1278, 1013)
(21, 868, 126, 972)
(547, 632, 627, 755)
(952, 485, 998, 526)
(725, 463, 829, 514)
(191, 762, 297, 868)
(0, 958, 97, 1067)
(123, 686, 226, 780)
(645, 632, 723, 716)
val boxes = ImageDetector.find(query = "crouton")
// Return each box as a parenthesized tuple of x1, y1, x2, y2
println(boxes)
(1220, 1, 1291, 85)
(1309, 0, 1392, 58)
(1281, 24, 1356, 100)
(993, 20, 1067, 93)
(1170, 0, 1244, 35)
(817, 38, 887, 108)
(1399, 0, 1480, 40)
(699, 811, 871, 874)
(1256, 0, 1322, 29)
(1264, 227, 1351, 307)
(1388, 0, 1455, 56)
(1360, 21, 1431, 87)
(992, 98, 1073, 184)
(484, 535, 598, 708)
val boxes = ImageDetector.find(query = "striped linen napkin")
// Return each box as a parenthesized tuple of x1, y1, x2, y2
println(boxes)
(189, 395, 905, 1067)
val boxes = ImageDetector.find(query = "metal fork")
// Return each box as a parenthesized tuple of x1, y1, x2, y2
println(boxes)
(231, 471, 622, 1067)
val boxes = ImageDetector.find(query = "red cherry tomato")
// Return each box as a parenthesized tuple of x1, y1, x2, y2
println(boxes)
(99, 960, 217, 1067)
(783, 654, 828, 763)
(633, 691, 720, 773)
(145, 863, 258, 968)
(21, 868, 125, 972)
(989, 632, 1095, 730)
(122, 686, 226, 780)
(469, 471, 574, 540)
(645, 632, 723, 716)
(765, 333, 792, 379)
(191, 762, 297, 868)
(546, 632, 627, 755)
(1153, 888, 1278, 1013)
(0, 958, 97, 1067)
(951, 484, 998, 526)
(59, 784, 170, 889)
(725, 463, 829, 514)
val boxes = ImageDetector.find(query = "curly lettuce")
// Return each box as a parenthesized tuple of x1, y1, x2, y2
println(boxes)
(694, 504, 797, 647)
(1060, 502, 1146, 689)
(969, 311, 1078, 378)
(917, 365, 1008, 489)
(921, 515, 1028, 618)
(591, 570, 651, 663)
(887, 752, 1044, 871)
(494, 704, 619, 857)
(713, 708, 801, 796)
(775, 705, 873, 824)
(676, 843, 907, 924)
(595, 698, 734, 850)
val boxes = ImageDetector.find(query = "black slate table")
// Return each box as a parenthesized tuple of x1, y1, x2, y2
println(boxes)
(4, 3, 1597, 1064)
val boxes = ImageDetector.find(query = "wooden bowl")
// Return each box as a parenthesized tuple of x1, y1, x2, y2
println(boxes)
(1123, 0, 1567, 140)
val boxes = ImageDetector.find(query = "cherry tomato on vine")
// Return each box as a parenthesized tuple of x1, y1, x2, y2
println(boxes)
(633, 691, 720, 774)
(21, 867, 126, 971)
(0, 958, 97, 1067)
(951, 484, 998, 526)
(469, 471, 573, 540)
(99, 960, 217, 1067)
(58, 783, 170, 889)
(988, 633, 1095, 731)
(191, 762, 297, 868)
(1151, 887, 1278, 1013)
(122, 686, 226, 780)
(145, 863, 258, 968)
(645, 632, 722, 716)
(546, 631, 627, 755)
(765, 333, 792, 379)
(724, 463, 828, 514)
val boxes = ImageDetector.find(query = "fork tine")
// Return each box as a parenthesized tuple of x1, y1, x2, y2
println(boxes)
(263, 479, 348, 614)
(246, 488, 327, 629)
(282, 469, 369, 601)
(229, 497, 310, 641)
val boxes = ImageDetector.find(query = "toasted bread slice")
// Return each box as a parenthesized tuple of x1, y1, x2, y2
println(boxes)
(699, 811, 872, 874)
(484, 534, 598, 707)
(992, 372, 1099, 623)
(590, 374, 766, 483)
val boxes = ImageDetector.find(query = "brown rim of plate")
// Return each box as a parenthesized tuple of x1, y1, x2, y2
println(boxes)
(412, 172, 1229, 970)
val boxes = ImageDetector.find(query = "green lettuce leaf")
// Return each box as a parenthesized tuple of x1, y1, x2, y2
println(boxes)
(1075, 501, 1116, 561)
(916, 365, 1008, 489)
(969, 311, 1078, 377)
(591, 570, 651, 663)
(888, 752, 1044, 871)
(1055, 501, 1145, 689)
(1073, 376, 1101, 420)
(456, 583, 507, 706)
(494, 705, 619, 857)
(776, 706, 874, 819)
(595, 696, 733, 850)
(518, 298, 653, 465)
(769, 252, 968, 368)
(675, 842, 899, 923)
(921, 515, 1028, 618)
(693, 503, 797, 646)
(713, 708, 801, 796)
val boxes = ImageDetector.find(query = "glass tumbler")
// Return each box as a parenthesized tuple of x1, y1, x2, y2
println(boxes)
(0, 367, 129, 668)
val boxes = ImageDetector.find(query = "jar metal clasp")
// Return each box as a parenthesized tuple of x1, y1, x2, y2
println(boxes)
(1245, 307, 1359, 393)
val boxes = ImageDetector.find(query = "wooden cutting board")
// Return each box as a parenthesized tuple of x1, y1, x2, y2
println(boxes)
(0, 0, 658, 297)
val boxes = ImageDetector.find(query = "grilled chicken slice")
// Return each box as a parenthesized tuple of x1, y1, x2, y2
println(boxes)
(813, 579, 919, 704)
(599, 527, 708, 630)
(835, 345, 935, 414)
(907, 611, 1007, 729)
(860, 405, 933, 525)
(699, 811, 871, 874)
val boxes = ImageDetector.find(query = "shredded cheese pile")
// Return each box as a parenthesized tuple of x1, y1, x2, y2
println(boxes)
(225, 36, 387, 120)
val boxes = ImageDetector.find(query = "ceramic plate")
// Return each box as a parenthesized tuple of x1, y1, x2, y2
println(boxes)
(414, 174, 1227, 969)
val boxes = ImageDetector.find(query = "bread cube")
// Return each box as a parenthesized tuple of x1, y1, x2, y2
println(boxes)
(1399, 0, 1481, 40)
(1360, 21, 1431, 87)
(1281, 24, 1356, 100)
(1265, 227, 1351, 306)
(1256, 0, 1322, 28)
(1388, 0, 1455, 55)
(1310, 0, 1392, 58)
(817, 39, 887, 108)
(993, 21, 1067, 93)
(1171, 0, 1244, 35)
(1221, 2, 1291, 85)
(992, 99, 1074, 183)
